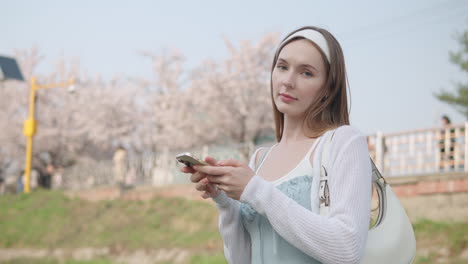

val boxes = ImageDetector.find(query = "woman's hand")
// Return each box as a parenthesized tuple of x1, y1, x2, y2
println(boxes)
(180, 156, 221, 199)
(193, 159, 255, 200)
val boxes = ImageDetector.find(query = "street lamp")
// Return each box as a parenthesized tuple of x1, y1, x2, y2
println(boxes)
(0, 55, 76, 193)
(23, 77, 76, 193)
(0, 56, 24, 81)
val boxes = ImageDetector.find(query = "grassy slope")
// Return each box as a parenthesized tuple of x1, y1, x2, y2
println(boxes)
(0, 190, 222, 250)
(0, 190, 466, 264)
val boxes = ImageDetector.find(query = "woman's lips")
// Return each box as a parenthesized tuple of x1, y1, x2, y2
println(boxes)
(279, 93, 298, 103)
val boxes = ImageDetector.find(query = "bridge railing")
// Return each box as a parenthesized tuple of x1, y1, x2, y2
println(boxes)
(60, 123, 468, 190)
(367, 122, 467, 177)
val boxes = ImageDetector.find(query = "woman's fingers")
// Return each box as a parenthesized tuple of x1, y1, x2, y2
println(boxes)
(187, 156, 226, 199)
(181, 166, 196, 174)
(218, 158, 244, 167)
(197, 179, 221, 199)
(207, 175, 224, 184)
(206, 182, 218, 191)
(194, 165, 228, 176)
(195, 179, 208, 191)
(201, 191, 211, 199)
(204, 156, 219, 166)
(191, 172, 208, 183)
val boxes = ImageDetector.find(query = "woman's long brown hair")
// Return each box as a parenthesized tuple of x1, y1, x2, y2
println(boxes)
(271, 26, 350, 141)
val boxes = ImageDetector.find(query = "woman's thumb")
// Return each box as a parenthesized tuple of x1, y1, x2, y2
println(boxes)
(204, 156, 219, 166)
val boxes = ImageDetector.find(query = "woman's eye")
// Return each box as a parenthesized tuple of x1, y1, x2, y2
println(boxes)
(277, 65, 287, 70)
(303, 71, 313, 77)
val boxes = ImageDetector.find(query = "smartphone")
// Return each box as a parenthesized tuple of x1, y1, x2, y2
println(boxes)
(176, 152, 208, 167)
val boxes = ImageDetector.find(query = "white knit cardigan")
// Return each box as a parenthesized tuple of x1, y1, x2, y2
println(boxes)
(213, 125, 372, 264)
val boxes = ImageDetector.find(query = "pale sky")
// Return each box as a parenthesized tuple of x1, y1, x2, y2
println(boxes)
(2, 0, 467, 134)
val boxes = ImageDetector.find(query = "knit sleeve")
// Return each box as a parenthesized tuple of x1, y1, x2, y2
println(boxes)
(210, 148, 263, 263)
(212, 193, 251, 264)
(240, 127, 372, 264)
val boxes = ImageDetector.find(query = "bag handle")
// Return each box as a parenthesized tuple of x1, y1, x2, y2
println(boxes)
(319, 130, 334, 216)
(319, 130, 387, 224)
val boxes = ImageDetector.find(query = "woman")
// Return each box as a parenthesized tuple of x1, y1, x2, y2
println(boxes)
(182, 26, 372, 264)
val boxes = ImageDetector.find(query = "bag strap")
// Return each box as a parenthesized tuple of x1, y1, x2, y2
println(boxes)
(319, 131, 387, 217)
(319, 131, 334, 216)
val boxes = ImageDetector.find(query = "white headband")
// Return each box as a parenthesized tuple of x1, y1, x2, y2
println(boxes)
(278, 29, 331, 63)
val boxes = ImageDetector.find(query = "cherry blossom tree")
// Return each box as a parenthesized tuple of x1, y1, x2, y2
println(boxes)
(188, 34, 278, 146)
(0, 33, 279, 185)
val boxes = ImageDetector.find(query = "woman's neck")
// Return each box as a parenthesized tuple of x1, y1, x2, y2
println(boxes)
(280, 115, 313, 143)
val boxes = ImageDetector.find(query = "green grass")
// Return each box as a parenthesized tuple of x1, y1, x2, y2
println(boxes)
(413, 218, 468, 264)
(0, 190, 223, 251)
(190, 253, 227, 264)
(1, 257, 227, 264)
(0, 190, 466, 264)
(414, 219, 467, 255)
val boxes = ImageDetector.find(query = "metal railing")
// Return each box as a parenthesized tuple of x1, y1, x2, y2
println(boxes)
(368, 123, 467, 177)
(60, 123, 468, 189)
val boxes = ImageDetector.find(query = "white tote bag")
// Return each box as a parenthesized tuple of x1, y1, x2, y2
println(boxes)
(319, 131, 416, 264)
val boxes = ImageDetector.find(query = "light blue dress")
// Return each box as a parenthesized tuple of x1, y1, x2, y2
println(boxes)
(240, 142, 322, 264)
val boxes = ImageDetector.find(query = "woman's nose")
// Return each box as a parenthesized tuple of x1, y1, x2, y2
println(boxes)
(281, 71, 294, 89)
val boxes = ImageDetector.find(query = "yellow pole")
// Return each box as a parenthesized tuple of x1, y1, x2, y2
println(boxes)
(23, 77, 38, 193)
(22, 77, 74, 193)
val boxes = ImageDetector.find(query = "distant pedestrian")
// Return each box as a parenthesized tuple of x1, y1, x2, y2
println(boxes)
(0, 170, 5, 195)
(113, 146, 128, 188)
(17, 170, 24, 193)
(439, 115, 455, 170)
(39, 163, 54, 189)
(52, 165, 63, 189)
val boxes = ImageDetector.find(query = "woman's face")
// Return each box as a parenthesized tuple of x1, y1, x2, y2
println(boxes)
(272, 39, 327, 118)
